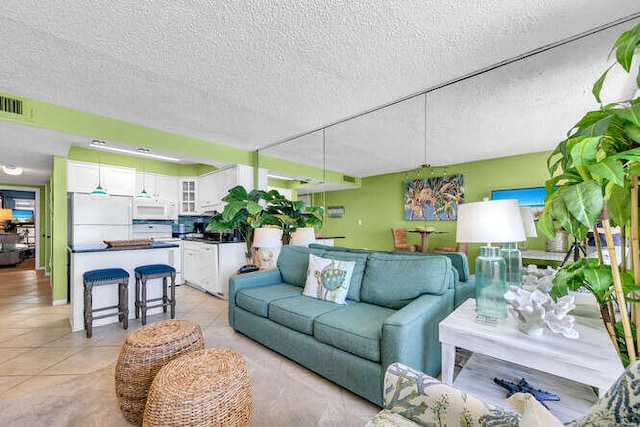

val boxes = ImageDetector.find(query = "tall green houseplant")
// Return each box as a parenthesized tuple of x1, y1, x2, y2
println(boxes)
(206, 185, 323, 259)
(540, 23, 640, 365)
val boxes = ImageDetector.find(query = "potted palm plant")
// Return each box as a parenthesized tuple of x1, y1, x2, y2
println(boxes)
(540, 23, 640, 365)
(206, 185, 323, 263)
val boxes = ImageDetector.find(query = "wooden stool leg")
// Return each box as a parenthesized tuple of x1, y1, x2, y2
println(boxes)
(135, 276, 140, 319)
(84, 282, 93, 339)
(121, 281, 129, 330)
(162, 277, 168, 313)
(170, 273, 176, 319)
(141, 277, 148, 326)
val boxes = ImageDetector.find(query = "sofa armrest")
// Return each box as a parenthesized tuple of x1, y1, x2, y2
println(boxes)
(381, 362, 519, 426)
(454, 275, 475, 309)
(228, 268, 283, 327)
(381, 291, 453, 378)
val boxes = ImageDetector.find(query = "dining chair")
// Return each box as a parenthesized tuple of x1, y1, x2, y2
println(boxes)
(434, 242, 468, 255)
(391, 228, 421, 252)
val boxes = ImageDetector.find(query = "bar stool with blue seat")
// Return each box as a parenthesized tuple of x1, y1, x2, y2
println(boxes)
(83, 268, 130, 338)
(134, 264, 176, 325)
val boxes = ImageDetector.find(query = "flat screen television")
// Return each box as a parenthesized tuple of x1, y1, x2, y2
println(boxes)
(491, 187, 548, 220)
(12, 209, 34, 223)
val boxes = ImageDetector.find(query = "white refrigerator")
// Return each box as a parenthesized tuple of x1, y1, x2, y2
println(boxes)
(68, 193, 132, 244)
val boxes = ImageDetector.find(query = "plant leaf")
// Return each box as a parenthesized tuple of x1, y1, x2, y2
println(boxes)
(592, 66, 613, 103)
(572, 115, 612, 138)
(561, 180, 603, 228)
(537, 206, 557, 239)
(605, 183, 631, 227)
(615, 28, 640, 72)
(587, 158, 625, 187)
(614, 103, 640, 127)
(223, 185, 249, 202)
(624, 123, 640, 143)
(611, 147, 640, 162)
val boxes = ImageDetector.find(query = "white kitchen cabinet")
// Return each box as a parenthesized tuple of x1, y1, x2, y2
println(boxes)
(182, 240, 218, 293)
(67, 161, 99, 193)
(68, 161, 135, 196)
(179, 178, 198, 215)
(197, 165, 255, 213)
(182, 240, 245, 299)
(135, 172, 157, 196)
(197, 172, 219, 212)
(217, 242, 247, 298)
(156, 174, 179, 202)
(135, 173, 178, 202)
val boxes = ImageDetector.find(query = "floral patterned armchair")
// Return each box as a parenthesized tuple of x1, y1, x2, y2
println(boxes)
(367, 361, 640, 426)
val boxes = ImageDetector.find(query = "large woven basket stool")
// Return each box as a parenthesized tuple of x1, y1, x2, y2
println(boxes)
(143, 348, 253, 427)
(115, 319, 204, 425)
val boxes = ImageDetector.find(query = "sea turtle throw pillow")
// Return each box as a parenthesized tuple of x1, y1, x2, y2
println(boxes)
(303, 253, 355, 304)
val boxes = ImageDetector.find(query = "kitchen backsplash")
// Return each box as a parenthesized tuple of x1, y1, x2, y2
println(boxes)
(133, 215, 213, 234)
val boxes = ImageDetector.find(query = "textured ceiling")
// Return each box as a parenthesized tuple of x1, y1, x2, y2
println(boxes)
(1, 1, 639, 184)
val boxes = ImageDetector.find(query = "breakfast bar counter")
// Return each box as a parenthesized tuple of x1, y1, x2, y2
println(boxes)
(67, 242, 180, 333)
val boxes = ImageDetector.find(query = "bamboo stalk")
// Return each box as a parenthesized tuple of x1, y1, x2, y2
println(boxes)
(609, 301, 617, 325)
(603, 215, 636, 363)
(594, 225, 604, 265)
(601, 304, 622, 357)
(621, 226, 627, 273)
(631, 175, 640, 354)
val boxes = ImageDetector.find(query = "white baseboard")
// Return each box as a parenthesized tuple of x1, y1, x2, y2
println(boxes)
(52, 299, 67, 306)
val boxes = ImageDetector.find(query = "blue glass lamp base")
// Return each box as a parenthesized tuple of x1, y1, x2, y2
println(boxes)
(475, 246, 507, 321)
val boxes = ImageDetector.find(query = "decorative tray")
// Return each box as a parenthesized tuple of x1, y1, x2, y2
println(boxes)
(103, 239, 153, 247)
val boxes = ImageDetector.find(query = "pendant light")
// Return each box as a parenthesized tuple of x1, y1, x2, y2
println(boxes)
(137, 155, 151, 199)
(90, 144, 108, 196)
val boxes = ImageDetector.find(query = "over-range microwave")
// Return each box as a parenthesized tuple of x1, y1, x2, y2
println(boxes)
(132, 198, 178, 220)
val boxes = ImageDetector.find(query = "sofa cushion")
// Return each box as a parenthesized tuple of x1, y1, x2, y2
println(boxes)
(360, 253, 452, 309)
(277, 245, 325, 287)
(314, 303, 396, 362)
(235, 283, 302, 318)
(303, 254, 355, 304)
(268, 295, 349, 335)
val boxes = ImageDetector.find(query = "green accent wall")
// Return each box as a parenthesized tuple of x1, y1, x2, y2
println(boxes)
(319, 151, 551, 269)
(51, 157, 67, 302)
(0, 91, 253, 167)
(44, 181, 51, 273)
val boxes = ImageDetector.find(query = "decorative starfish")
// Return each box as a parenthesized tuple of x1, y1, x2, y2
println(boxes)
(493, 377, 561, 409)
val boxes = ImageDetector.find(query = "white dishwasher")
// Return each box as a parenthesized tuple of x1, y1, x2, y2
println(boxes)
(182, 240, 219, 295)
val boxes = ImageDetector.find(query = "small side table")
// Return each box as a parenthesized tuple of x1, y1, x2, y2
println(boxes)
(439, 298, 623, 396)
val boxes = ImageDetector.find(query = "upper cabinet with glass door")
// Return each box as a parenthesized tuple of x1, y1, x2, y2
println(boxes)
(179, 178, 198, 215)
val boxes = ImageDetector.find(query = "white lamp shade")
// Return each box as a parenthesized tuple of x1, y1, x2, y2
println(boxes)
(252, 227, 283, 248)
(456, 199, 526, 244)
(519, 206, 538, 238)
(290, 227, 316, 246)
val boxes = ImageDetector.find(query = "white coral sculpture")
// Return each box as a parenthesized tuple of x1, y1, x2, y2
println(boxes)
(504, 286, 579, 339)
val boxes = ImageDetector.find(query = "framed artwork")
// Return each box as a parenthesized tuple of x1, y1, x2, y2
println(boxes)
(404, 175, 464, 220)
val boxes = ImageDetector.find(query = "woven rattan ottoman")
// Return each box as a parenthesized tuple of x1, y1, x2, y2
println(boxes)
(115, 319, 204, 425)
(143, 348, 253, 426)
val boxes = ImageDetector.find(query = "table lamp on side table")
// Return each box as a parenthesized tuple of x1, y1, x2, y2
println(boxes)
(456, 199, 526, 323)
(252, 227, 283, 269)
(501, 206, 538, 287)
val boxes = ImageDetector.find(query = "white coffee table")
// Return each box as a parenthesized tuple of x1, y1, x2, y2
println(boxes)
(439, 297, 624, 397)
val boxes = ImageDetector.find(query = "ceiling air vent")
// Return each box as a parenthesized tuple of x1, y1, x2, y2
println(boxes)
(342, 175, 356, 183)
(0, 95, 24, 115)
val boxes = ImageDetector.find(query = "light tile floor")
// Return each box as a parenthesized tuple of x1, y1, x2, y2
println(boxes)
(0, 259, 380, 425)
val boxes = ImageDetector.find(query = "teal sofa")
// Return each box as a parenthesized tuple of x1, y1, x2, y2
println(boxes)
(228, 245, 473, 406)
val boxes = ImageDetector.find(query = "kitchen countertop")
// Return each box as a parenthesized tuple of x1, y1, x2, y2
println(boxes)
(68, 241, 180, 253)
(182, 237, 245, 245)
